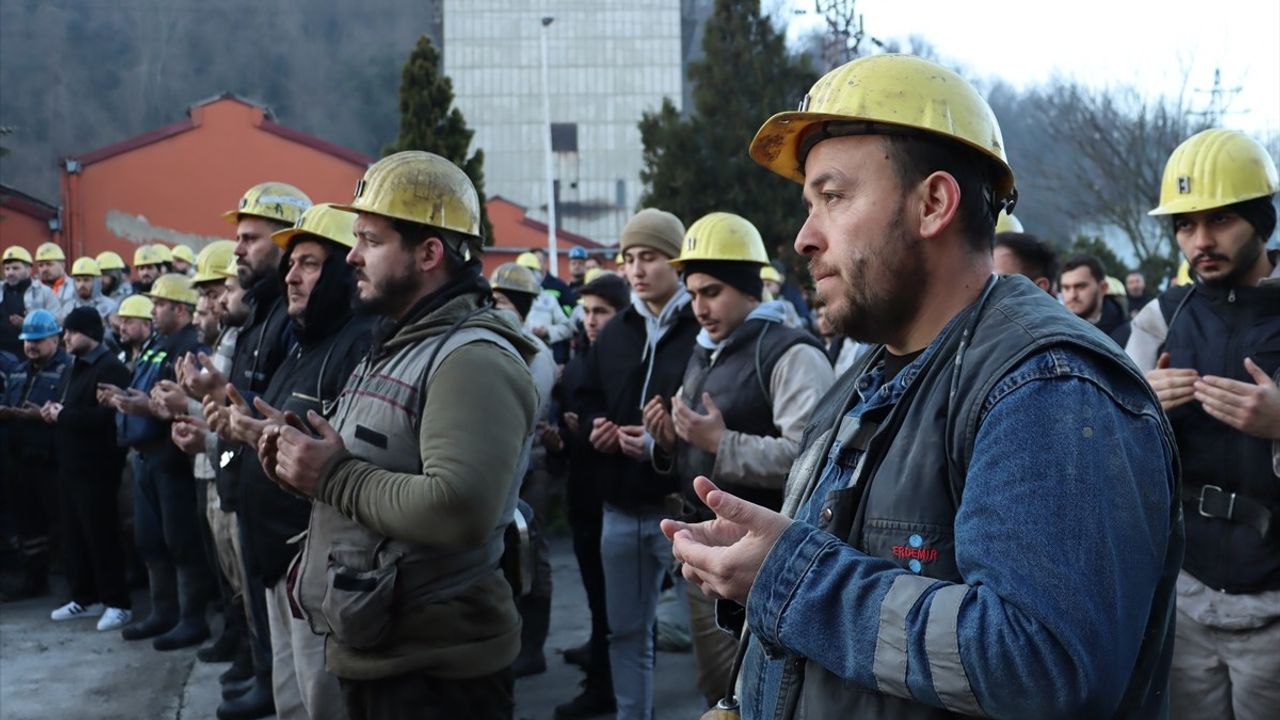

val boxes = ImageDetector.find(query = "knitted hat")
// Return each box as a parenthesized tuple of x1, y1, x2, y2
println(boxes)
(62, 306, 104, 343)
(619, 208, 685, 259)
(680, 260, 764, 300)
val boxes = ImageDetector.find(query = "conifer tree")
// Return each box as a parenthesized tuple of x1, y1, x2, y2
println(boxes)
(639, 0, 816, 260)
(385, 36, 493, 244)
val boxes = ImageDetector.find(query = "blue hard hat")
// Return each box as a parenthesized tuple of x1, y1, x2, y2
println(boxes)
(18, 309, 61, 341)
(568, 246, 588, 260)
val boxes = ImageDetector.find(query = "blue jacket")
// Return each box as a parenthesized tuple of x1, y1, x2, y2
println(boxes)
(117, 324, 205, 449)
(2, 349, 71, 463)
(740, 276, 1179, 719)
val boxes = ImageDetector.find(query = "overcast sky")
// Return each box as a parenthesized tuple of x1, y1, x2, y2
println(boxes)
(780, 0, 1280, 138)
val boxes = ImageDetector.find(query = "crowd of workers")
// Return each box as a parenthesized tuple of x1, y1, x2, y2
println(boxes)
(0, 52, 1277, 720)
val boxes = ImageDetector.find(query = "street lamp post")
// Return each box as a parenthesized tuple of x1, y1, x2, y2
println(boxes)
(539, 15, 559, 277)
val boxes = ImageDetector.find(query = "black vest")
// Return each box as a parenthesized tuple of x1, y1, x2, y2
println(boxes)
(1159, 279, 1280, 593)
(674, 319, 821, 516)
(776, 276, 1182, 720)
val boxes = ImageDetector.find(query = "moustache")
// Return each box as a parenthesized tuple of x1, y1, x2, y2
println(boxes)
(1193, 252, 1228, 264)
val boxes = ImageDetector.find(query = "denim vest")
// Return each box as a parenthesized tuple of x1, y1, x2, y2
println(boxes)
(1158, 280, 1280, 593)
(292, 325, 530, 650)
(761, 276, 1182, 720)
(675, 319, 821, 516)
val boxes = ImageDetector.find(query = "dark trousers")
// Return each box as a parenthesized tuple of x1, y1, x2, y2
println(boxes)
(570, 506, 611, 684)
(5, 454, 58, 565)
(339, 668, 514, 720)
(133, 451, 203, 565)
(239, 520, 273, 680)
(59, 473, 130, 609)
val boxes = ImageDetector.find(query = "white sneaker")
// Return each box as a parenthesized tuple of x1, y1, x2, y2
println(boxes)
(50, 601, 105, 621)
(96, 607, 133, 631)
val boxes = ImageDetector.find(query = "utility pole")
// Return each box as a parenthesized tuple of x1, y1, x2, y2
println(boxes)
(540, 15, 559, 278)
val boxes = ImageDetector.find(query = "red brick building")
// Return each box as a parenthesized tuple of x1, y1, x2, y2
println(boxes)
(0, 184, 59, 251)
(483, 195, 615, 277)
(58, 94, 371, 262)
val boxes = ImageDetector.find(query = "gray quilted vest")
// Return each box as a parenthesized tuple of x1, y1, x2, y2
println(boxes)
(291, 324, 531, 649)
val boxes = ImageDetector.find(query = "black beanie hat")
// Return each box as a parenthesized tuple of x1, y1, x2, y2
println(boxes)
(63, 306, 104, 343)
(1172, 195, 1277, 242)
(1233, 195, 1277, 241)
(680, 260, 764, 300)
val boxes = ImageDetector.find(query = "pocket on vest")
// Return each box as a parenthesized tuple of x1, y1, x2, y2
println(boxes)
(860, 519, 958, 581)
(321, 544, 400, 650)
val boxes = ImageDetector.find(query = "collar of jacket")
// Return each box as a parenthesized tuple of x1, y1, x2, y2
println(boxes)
(369, 264, 489, 352)
(75, 343, 110, 365)
(245, 272, 283, 318)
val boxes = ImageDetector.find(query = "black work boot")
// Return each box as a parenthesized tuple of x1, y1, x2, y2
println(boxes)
(562, 639, 590, 668)
(219, 640, 253, 683)
(122, 563, 178, 641)
(0, 555, 50, 602)
(215, 671, 275, 720)
(197, 606, 243, 663)
(153, 565, 211, 651)
(555, 677, 617, 719)
(511, 594, 552, 678)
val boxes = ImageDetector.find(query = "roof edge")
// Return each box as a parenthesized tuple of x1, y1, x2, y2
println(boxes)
(259, 119, 373, 167)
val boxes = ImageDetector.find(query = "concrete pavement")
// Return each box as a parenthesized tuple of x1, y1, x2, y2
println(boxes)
(0, 537, 707, 719)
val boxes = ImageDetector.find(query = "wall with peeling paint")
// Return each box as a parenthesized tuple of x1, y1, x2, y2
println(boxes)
(60, 97, 369, 266)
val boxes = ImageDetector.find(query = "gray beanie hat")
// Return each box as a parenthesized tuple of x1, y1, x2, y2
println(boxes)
(619, 208, 685, 259)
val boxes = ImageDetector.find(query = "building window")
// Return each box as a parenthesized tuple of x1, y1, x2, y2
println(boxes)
(551, 122, 578, 153)
(616, 179, 627, 208)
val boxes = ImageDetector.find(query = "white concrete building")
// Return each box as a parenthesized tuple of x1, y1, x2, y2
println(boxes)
(443, 0, 689, 247)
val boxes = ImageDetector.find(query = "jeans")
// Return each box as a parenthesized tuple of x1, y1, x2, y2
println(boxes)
(601, 505, 672, 720)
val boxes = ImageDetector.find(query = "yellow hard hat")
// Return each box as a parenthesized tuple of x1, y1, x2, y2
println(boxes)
(171, 244, 196, 265)
(615, 253, 624, 265)
(192, 240, 238, 284)
(583, 267, 608, 285)
(335, 151, 481, 240)
(116, 294, 154, 320)
(995, 212, 1024, 234)
(35, 242, 66, 262)
(272, 203, 357, 250)
(515, 252, 542, 271)
(147, 273, 199, 306)
(760, 265, 783, 284)
(1174, 259, 1192, 287)
(134, 244, 169, 267)
(490, 262, 542, 295)
(2, 246, 33, 264)
(96, 251, 126, 271)
(671, 212, 769, 270)
(71, 257, 101, 277)
(749, 54, 1016, 210)
(223, 182, 312, 226)
(1104, 275, 1125, 297)
(1149, 128, 1279, 216)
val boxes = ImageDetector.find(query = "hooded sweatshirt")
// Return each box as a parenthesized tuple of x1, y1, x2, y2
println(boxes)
(576, 285, 699, 512)
(237, 242, 372, 587)
(63, 276, 118, 321)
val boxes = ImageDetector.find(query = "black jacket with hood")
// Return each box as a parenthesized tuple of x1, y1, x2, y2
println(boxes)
(576, 292, 699, 513)
(216, 271, 292, 512)
(238, 242, 372, 587)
